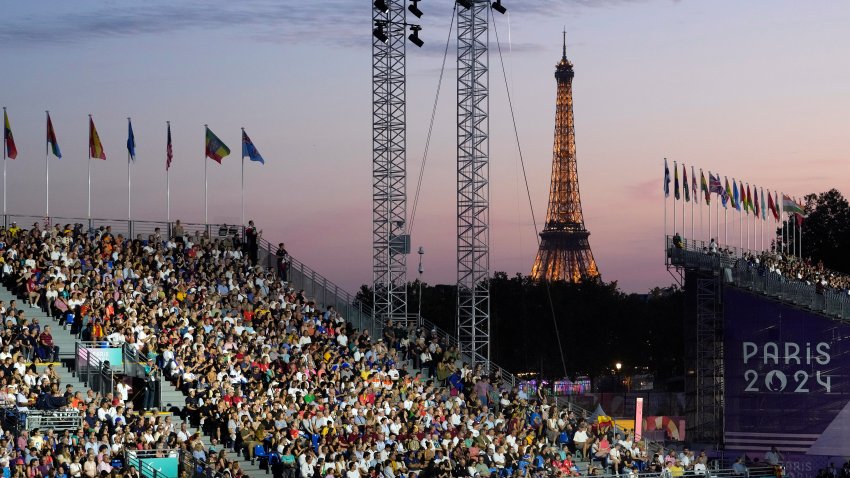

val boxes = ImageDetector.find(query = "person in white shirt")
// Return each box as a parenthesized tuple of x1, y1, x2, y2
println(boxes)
(764, 446, 784, 466)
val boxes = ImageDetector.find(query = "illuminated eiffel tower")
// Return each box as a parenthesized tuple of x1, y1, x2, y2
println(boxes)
(531, 33, 600, 282)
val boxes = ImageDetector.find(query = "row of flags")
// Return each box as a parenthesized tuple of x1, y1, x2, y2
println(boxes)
(2, 110, 265, 167)
(663, 158, 806, 222)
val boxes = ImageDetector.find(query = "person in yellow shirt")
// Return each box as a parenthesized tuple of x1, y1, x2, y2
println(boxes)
(669, 460, 685, 477)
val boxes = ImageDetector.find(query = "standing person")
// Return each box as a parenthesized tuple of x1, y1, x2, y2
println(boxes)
(172, 220, 185, 247)
(143, 362, 158, 411)
(245, 220, 260, 265)
(276, 243, 290, 282)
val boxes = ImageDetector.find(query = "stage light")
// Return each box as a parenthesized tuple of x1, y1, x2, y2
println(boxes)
(491, 0, 506, 14)
(457, 0, 472, 9)
(374, 0, 389, 13)
(408, 25, 424, 48)
(408, 0, 423, 18)
(373, 23, 388, 43)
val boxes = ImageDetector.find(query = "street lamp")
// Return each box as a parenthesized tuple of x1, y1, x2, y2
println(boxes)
(417, 246, 424, 326)
(615, 362, 622, 372)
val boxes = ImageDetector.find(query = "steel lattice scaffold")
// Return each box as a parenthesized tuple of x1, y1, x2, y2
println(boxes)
(456, 0, 492, 366)
(372, 0, 410, 327)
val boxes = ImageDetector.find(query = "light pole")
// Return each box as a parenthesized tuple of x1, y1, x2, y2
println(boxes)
(417, 246, 424, 326)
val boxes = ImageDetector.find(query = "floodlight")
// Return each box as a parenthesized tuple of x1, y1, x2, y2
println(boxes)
(408, 25, 424, 48)
(491, 0, 506, 14)
(373, 23, 388, 43)
(408, 0, 423, 18)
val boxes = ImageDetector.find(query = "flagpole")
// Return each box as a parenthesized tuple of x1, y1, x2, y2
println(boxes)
(45, 111, 50, 218)
(241, 127, 245, 227)
(127, 117, 132, 221)
(87, 114, 92, 220)
(166, 121, 171, 223)
(204, 124, 208, 224)
(664, 159, 667, 254)
(672, 161, 677, 239)
(2, 107, 6, 218)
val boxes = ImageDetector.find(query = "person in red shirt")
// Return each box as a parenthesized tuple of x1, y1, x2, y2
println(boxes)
(38, 325, 60, 362)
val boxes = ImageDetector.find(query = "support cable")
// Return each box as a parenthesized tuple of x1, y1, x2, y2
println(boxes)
(408, 4, 457, 235)
(491, 13, 569, 379)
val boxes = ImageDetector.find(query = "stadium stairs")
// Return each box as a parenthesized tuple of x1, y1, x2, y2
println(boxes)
(0, 284, 267, 477)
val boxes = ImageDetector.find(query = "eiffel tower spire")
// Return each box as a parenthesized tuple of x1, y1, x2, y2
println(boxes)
(531, 34, 600, 282)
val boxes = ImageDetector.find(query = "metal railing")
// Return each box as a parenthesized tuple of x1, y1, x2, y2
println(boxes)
(126, 449, 180, 478)
(19, 409, 82, 431)
(74, 342, 116, 395)
(667, 236, 850, 321)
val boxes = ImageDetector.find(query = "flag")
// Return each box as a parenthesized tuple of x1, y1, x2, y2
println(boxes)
(701, 170, 710, 205)
(127, 119, 136, 160)
(205, 126, 230, 163)
(241, 129, 265, 164)
(745, 184, 751, 214)
(723, 177, 731, 208)
(46, 113, 62, 159)
(89, 117, 106, 160)
(733, 180, 740, 210)
(709, 173, 722, 195)
(761, 188, 767, 220)
(753, 185, 760, 218)
(782, 194, 804, 215)
(682, 165, 690, 202)
(663, 159, 670, 197)
(3, 109, 17, 159)
(166, 122, 173, 171)
(691, 165, 698, 204)
(674, 162, 680, 200)
(768, 191, 779, 220)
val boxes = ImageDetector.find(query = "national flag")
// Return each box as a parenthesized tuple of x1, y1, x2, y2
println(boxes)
(701, 170, 710, 205)
(674, 161, 680, 200)
(733, 180, 740, 210)
(46, 113, 62, 159)
(723, 177, 731, 208)
(241, 129, 265, 164)
(3, 109, 17, 160)
(782, 194, 804, 215)
(127, 119, 136, 160)
(747, 184, 753, 213)
(663, 159, 670, 197)
(691, 165, 698, 204)
(768, 191, 779, 220)
(166, 122, 173, 171)
(709, 173, 722, 195)
(205, 126, 230, 163)
(744, 184, 751, 214)
(89, 117, 106, 160)
(682, 165, 690, 202)
(753, 185, 760, 218)
(761, 188, 767, 221)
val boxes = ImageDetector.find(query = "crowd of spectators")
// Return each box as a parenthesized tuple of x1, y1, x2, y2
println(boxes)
(2, 221, 804, 478)
(672, 233, 850, 295)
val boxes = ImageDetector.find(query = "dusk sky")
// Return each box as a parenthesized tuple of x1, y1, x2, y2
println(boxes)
(1, 0, 848, 294)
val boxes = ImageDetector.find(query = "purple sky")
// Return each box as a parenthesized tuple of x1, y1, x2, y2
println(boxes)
(1, 0, 848, 294)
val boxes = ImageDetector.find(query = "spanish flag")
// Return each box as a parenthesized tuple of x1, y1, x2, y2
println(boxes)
(3, 109, 16, 159)
(89, 116, 106, 160)
(205, 126, 230, 163)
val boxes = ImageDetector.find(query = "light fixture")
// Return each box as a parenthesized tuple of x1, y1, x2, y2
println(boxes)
(408, 0, 423, 18)
(374, 0, 389, 13)
(373, 22, 388, 43)
(491, 0, 506, 14)
(615, 362, 622, 371)
(408, 25, 424, 48)
(457, 0, 472, 9)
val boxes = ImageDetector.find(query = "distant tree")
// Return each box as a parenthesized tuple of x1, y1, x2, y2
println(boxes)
(801, 189, 850, 273)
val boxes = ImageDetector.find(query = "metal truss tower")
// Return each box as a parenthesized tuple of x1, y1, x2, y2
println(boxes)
(372, 0, 409, 327)
(456, 0, 491, 366)
(684, 269, 725, 444)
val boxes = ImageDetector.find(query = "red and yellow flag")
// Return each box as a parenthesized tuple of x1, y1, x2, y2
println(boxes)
(3, 109, 17, 159)
(89, 116, 106, 160)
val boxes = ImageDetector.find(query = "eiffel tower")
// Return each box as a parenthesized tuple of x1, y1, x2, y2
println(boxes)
(531, 33, 600, 282)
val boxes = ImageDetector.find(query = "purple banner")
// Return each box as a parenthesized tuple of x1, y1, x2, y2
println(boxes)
(724, 287, 850, 470)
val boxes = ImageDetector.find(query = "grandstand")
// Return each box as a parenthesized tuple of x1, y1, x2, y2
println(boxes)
(668, 236, 850, 476)
(0, 215, 805, 478)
